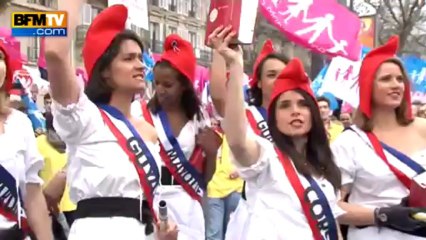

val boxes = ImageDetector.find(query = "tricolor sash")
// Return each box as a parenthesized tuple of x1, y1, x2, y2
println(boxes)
(275, 147, 338, 240)
(98, 105, 160, 221)
(0, 164, 28, 231)
(366, 132, 425, 189)
(141, 103, 206, 202)
(347, 127, 425, 189)
(245, 106, 272, 142)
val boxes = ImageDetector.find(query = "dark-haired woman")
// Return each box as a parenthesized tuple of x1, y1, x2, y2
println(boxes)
(214, 30, 343, 240)
(44, 2, 177, 239)
(0, 41, 52, 240)
(131, 34, 222, 239)
(332, 36, 426, 240)
(208, 26, 290, 236)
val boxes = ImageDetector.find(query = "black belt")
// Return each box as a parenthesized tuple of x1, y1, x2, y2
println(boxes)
(161, 166, 181, 186)
(0, 224, 27, 240)
(74, 197, 154, 235)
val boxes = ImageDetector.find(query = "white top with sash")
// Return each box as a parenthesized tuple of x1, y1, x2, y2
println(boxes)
(131, 99, 209, 240)
(228, 132, 344, 240)
(0, 109, 44, 229)
(52, 92, 162, 204)
(332, 125, 426, 240)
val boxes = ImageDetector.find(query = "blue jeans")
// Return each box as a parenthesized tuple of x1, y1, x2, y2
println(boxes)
(205, 192, 241, 240)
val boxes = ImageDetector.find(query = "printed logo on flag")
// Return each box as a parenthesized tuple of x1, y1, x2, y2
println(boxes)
(11, 11, 68, 37)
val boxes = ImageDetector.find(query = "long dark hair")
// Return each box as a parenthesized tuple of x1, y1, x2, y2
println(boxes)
(85, 30, 144, 104)
(147, 60, 203, 121)
(267, 89, 341, 190)
(248, 53, 290, 107)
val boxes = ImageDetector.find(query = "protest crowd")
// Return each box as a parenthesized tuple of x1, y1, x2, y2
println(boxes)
(1, 0, 426, 240)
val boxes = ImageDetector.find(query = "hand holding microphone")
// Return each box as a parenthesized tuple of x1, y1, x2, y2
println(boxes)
(156, 200, 178, 240)
(158, 200, 168, 231)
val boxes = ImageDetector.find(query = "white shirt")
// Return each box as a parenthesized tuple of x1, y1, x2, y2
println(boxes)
(131, 100, 210, 161)
(233, 134, 344, 240)
(332, 126, 426, 240)
(0, 109, 44, 229)
(52, 93, 162, 204)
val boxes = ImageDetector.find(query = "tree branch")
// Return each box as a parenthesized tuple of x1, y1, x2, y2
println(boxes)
(383, 0, 402, 26)
(398, 0, 407, 24)
(413, 35, 426, 48)
(407, 0, 420, 23)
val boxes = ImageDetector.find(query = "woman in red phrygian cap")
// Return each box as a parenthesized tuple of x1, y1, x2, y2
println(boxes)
(44, 1, 177, 239)
(213, 31, 343, 240)
(131, 33, 222, 239)
(0, 41, 53, 239)
(207, 26, 290, 237)
(332, 36, 426, 239)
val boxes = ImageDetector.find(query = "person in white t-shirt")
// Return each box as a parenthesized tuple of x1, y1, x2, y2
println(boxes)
(214, 29, 344, 240)
(44, 2, 177, 240)
(332, 36, 426, 239)
(0, 40, 52, 239)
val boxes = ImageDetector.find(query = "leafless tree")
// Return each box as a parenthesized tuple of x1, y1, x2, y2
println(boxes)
(377, 0, 426, 55)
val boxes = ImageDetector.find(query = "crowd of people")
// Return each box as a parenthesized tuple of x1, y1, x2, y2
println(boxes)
(1, 1, 426, 240)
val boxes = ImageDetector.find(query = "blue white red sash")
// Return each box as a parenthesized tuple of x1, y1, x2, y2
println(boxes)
(98, 105, 160, 220)
(141, 102, 206, 202)
(0, 164, 28, 231)
(245, 105, 272, 142)
(275, 147, 338, 240)
(348, 127, 425, 189)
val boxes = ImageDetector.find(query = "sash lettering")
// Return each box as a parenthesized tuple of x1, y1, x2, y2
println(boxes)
(0, 164, 28, 231)
(141, 101, 205, 201)
(275, 147, 338, 240)
(246, 106, 272, 142)
(99, 105, 160, 221)
(304, 186, 330, 239)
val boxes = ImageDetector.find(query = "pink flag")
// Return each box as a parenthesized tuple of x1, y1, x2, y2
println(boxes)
(37, 38, 46, 69)
(259, 0, 362, 61)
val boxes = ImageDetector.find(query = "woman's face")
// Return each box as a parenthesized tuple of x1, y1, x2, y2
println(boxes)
(275, 90, 312, 137)
(104, 39, 145, 92)
(372, 61, 406, 110)
(0, 49, 6, 89)
(258, 58, 286, 105)
(153, 65, 185, 108)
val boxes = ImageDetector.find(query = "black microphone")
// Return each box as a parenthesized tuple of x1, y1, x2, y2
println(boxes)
(158, 200, 168, 231)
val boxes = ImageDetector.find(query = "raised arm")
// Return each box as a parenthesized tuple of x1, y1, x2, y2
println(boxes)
(207, 26, 231, 117)
(212, 29, 259, 167)
(44, 0, 84, 106)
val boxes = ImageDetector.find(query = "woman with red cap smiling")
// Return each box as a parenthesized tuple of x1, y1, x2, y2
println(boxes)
(131, 34, 222, 239)
(44, 1, 176, 239)
(0, 42, 52, 239)
(332, 36, 426, 239)
(214, 31, 343, 240)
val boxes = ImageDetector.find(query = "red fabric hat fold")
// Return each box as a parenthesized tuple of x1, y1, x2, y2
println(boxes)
(82, 4, 128, 80)
(268, 58, 314, 113)
(0, 41, 21, 92)
(358, 35, 412, 119)
(250, 39, 275, 88)
(160, 34, 196, 83)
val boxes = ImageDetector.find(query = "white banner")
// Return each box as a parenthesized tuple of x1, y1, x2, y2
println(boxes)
(319, 56, 362, 108)
(108, 0, 149, 30)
